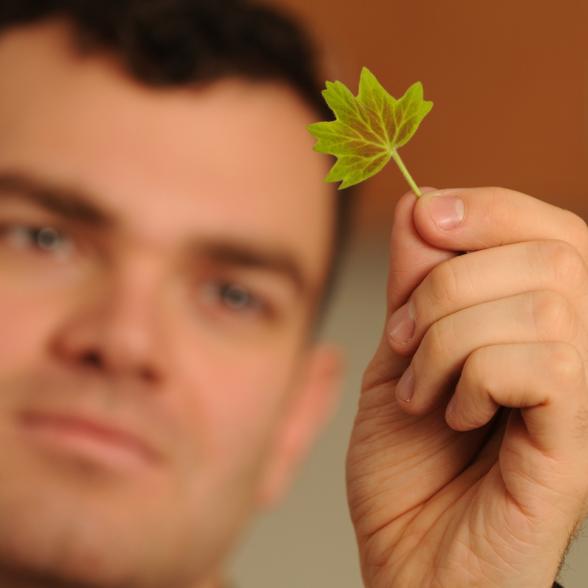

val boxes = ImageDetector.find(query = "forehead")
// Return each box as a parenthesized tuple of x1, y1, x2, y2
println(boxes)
(0, 21, 334, 292)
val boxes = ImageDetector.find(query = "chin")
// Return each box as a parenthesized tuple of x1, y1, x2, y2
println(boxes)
(0, 525, 201, 588)
(0, 432, 252, 588)
(0, 473, 228, 588)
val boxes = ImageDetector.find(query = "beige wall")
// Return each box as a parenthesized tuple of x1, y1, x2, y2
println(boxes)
(230, 0, 588, 585)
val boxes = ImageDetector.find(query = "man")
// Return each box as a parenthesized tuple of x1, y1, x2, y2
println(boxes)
(0, 1, 585, 588)
(0, 2, 348, 587)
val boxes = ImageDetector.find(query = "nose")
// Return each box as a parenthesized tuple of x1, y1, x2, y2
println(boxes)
(50, 263, 166, 384)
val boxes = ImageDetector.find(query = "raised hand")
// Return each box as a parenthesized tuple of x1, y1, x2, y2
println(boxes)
(347, 187, 588, 588)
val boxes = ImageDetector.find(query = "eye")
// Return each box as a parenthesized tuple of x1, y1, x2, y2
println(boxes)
(203, 281, 266, 316)
(219, 283, 262, 312)
(1, 224, 75, 258)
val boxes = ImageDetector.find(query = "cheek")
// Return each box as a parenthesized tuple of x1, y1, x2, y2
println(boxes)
(0, 254, 117, 387)
(0, 250, 96, 365)
(171, 338, 299, 478)
(0, 286, 58, 367)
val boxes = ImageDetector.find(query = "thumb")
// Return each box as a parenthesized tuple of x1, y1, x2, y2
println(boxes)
(363, 188, 457, 390)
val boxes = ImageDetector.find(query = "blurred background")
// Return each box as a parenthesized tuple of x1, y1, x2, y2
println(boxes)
(230, 0, 588, 586)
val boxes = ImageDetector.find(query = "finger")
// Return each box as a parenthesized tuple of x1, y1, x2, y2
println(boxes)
(413, 187, 588, 264)
(362, 188, 456, 390)
(396, 290, 588, 413)
(387, 240, 588, 358)
(445, 342, 588, 456)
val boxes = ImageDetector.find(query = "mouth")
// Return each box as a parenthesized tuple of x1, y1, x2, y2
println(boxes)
(17, 410, 161, 472)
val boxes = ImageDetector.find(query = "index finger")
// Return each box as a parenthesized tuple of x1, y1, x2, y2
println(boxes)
(362, 189, 455, 390)
(413, 187, 588, 263)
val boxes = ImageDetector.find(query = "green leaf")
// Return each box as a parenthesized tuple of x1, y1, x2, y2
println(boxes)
(307, 67, 433, 194)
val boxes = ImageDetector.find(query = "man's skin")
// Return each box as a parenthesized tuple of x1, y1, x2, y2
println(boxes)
(0, 20, 343, 588)
(0, 13, 587, 588)
(348, 187, 588, 587)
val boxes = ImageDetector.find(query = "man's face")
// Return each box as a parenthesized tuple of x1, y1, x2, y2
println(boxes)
(0, 21, 338, 588)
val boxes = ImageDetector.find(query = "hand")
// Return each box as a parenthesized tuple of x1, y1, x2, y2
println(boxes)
(346, 187, 588, 588)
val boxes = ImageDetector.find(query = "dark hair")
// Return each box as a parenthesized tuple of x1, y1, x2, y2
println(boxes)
(0, 0, 355, 329)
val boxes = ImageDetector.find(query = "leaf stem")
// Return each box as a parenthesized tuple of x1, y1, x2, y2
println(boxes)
(391, 149, 422, 197)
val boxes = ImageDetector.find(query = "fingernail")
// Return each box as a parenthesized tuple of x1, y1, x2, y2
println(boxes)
(428, 194, 464, 230)
(388, 301, 416, 346)
(396, 365, 415, 403)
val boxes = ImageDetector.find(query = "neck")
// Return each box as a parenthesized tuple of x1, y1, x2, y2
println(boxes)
(192, 573, 230, 588)
(0, 568, 231, 588)
(0, 569, 96, 588)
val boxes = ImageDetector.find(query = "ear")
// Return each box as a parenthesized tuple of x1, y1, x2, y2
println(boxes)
(255, 343, 344, 510)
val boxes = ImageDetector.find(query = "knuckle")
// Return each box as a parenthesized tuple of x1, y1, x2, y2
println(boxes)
(428, 261, 461, 307)
(562, 210, 588, 252)
(530, 290, 577, 341)
(422, 316, 454, 364)
(464, 348, 496, 397)
(537, 240, 587, 289)
(547, 342, 585, 385)
(456, 349, 501, 428)
(481, 187, 516, 241)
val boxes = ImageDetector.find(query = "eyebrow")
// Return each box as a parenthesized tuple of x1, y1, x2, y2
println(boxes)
(0, 171, 310, 296)
(192, 240, 308, 296)
(0, 172, 117, 228)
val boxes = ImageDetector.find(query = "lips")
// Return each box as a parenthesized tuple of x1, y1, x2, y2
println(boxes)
(18, 410, 161, 469)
